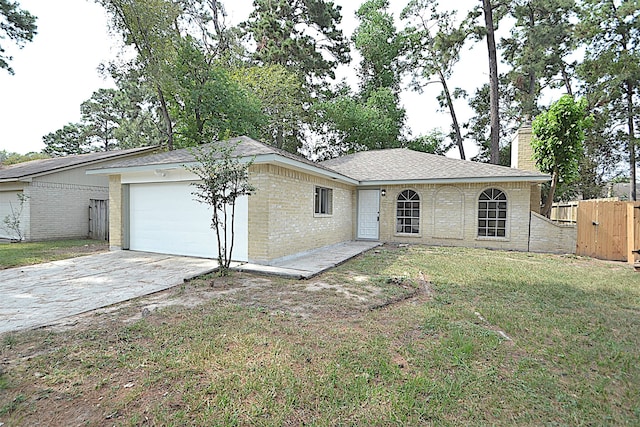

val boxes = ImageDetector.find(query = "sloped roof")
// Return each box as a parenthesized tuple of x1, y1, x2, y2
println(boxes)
(0, 146, 158, 182)
(320, 148, 549, 184)
(93, 136, 294, 168)
(89, 136, 356, 182)
(87, 138, 549, 185)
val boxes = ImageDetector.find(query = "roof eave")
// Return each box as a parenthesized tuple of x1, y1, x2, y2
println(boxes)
(356, 175, 551, 186)
(87, 162, 189, 175)
(0, 177, 32, 184)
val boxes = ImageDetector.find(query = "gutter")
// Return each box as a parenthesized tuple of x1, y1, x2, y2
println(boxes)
(357, 175, 550, 186)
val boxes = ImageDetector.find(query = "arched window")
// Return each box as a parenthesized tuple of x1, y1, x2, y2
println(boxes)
(478, 188, 507, 237)
(396, 190, 420, 234)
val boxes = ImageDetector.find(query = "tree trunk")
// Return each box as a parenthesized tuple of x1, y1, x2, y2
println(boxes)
(523, 6, 537, 122)
(438, 69, 466, 160)
(276, 126, 284, 150)
(156, 85, 174, 151)
(627, 80, 637, 201)
(482, 0, 500, 164)
(561, 65, 573, 96)
(214, 210, 227, 275)
(541, 167, 559, 218)
(208, 0, 229, 54)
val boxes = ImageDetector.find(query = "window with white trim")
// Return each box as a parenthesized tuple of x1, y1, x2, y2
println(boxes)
(314, 186, 333, 215)
(478, 188, 507, 237)
(396, 189, 420, 234)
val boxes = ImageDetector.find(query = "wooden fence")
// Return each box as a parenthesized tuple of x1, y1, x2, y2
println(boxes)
(550, 201, 579, 224)
(576, 200, 640, 265)
(551, 198, 619, 224)
(89, 199, 109, 241)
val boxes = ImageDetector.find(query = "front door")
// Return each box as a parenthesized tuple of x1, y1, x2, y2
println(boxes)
(358, 189, 380, 240)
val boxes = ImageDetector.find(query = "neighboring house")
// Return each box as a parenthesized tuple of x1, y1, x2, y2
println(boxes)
(0, 147, 157, 241)
(89, 135, 555, 264)
(607, 182, 640, 201)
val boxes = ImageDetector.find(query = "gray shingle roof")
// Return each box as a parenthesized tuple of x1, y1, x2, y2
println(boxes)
(320, 148, 549, 183)
(90, 136, 350, 179)
(0, 146, 158, 181)
(92, 136, 283, 169)
(85, 138, 548, 185)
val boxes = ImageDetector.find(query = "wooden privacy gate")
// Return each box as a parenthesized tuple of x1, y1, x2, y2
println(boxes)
(576, 200, 640, 264)
(89, 199, 109, 241)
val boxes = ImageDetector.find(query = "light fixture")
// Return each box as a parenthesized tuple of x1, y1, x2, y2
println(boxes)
(381, 189, 386, 197)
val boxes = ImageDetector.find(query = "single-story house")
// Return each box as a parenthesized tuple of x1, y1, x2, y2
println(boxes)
(0, 147, 157, 241)
(88, 135, 558, 264)
(607, 182, 640, 201)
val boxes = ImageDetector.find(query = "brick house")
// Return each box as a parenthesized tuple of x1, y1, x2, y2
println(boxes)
(90, 136, 563, 264)
(0, 147, 156, 241)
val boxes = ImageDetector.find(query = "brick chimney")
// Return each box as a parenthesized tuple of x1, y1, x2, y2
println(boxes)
(510, 124, 538, 172)
(511, 124, 542, 214)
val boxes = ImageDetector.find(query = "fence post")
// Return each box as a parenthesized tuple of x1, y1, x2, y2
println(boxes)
(628, 202, 640, 266)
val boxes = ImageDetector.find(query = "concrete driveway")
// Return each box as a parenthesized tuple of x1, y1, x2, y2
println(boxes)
(0, 251, 219, 334)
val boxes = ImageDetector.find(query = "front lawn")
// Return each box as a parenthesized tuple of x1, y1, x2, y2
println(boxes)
(0, 245, 638, 425)
(0, 239, 108, 269)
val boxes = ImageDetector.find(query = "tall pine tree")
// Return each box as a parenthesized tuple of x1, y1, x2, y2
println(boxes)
(577, 0, 640, 200)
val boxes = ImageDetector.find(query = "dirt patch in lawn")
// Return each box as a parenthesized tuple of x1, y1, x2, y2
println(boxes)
(47, 270, 427, 332)
(0, 247, 431, 425)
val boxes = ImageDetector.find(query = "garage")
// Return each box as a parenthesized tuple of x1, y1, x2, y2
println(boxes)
(128, 181, 248, 260)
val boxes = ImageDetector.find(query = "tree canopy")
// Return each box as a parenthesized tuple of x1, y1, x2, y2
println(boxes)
(402, 0, 470, 159)
(532, 95, 592, 216)
(577, 0, 640, 200)
(25, 0, 640, 202)
(0, 0, 37, 74)
(242, 0, 350, 87)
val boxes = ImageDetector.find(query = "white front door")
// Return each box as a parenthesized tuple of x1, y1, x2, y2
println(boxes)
(358, 189, 380, 240)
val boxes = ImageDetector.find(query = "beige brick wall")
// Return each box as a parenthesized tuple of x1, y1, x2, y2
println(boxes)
(28, 169, 109, 240)
(247, 164, 354, 263)
(530, 184, 542, 214)
(105, 161, 549, 260)
(108, 175, 123, 250)
(529, 212, 577, 254)
(378, 182, 533, 251)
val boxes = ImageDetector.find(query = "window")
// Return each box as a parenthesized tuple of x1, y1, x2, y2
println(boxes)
(315, 186, 333, 215)
(478, 188, 507, 237)
(396, 189, 420, 234)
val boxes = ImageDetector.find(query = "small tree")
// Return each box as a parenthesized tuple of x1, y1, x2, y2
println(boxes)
(532, 95, 592, 217)
(186, 142, 255, 275)
(1, 193, 28, 241)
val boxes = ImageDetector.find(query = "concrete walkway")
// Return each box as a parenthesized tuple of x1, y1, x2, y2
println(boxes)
(235, 241, 381, 279)
(0, 251, 219, 334)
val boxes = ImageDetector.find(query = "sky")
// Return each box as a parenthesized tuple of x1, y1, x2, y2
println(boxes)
(0, 0, 485, 156)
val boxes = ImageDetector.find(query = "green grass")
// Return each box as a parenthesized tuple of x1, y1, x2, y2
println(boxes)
(0, 239, 107, 269)
(0, 245, 639, 425)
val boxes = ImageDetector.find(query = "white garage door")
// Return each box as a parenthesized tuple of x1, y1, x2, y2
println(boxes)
(129, 182, 248, 260)
(0, 191, 24, 240)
